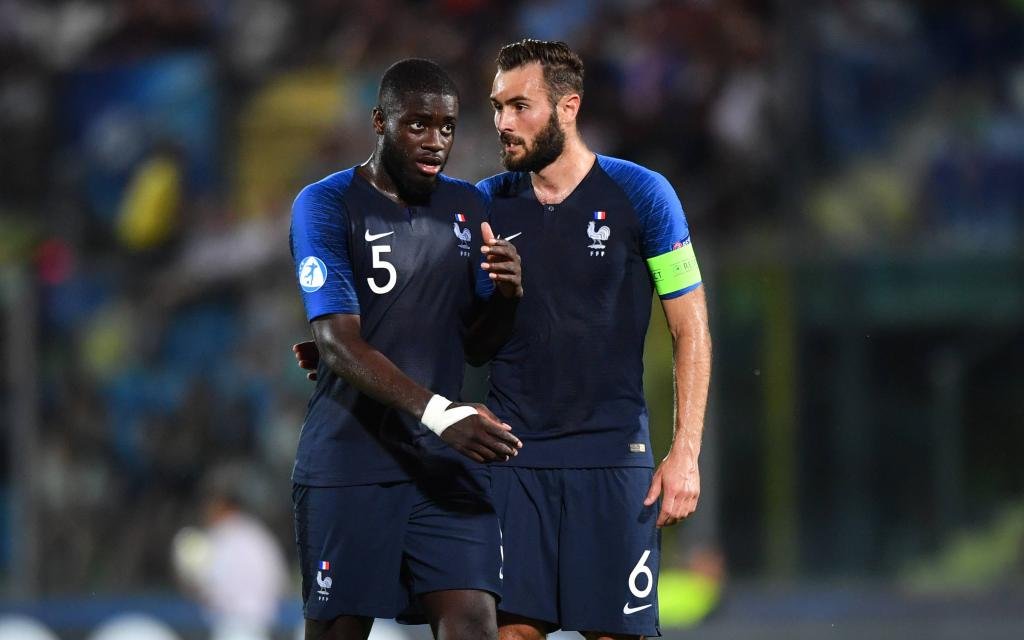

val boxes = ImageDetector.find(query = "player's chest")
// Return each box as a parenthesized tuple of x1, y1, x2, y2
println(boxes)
(348, 209, 476, 296)
(491, 197, 641, 285)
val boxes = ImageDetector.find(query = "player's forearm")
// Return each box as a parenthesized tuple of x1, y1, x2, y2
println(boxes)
(666, 306, 712, 463)
(462, 295, 519, 366)
(312, 323, 433, 419)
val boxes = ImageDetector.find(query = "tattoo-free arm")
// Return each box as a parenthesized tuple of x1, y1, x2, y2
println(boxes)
(643, 285, 712, 527)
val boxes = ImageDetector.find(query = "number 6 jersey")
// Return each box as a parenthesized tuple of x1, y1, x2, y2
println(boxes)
(289, 167, 492, 487)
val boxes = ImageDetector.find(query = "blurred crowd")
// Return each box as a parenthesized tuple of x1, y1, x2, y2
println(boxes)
(0, 0, 1022, 596)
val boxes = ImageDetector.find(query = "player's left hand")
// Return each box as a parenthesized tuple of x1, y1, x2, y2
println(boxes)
(292, 341, 320, 381)
(480, 222, 523, 298)
(644, 453, 700, 528)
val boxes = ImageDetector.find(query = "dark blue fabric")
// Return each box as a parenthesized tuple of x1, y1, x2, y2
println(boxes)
(290, 169, 490, 486)
(489, 467, 661, 636)
(477, 155, 698, 467)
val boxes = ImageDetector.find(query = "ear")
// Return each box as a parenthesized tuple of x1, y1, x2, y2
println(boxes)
(559, 93, 581, 124)
(372, 107, 386, 135)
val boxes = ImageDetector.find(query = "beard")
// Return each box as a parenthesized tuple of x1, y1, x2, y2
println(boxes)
(381, 136, 439, 205)
(500, 109, 566, 173)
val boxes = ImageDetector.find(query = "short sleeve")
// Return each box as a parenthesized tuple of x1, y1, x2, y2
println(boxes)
(599, 156, 703, 300)
(290, 183, 360, 320)
(635, 172, 702, 300)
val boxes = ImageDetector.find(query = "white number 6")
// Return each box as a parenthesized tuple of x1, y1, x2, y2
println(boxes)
(368, 245, 397, 294)
(628, 549, 653, 598)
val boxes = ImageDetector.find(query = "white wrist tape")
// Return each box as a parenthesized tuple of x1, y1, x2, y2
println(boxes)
(421, 394, 477, 436)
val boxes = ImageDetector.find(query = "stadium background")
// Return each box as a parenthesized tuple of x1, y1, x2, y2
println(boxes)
(1, 0, 1023, 638)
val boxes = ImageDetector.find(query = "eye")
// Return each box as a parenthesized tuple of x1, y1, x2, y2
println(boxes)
(410, 121, 425, 131)
(515, 103, 527, 112)
(492, 103, 502, 112)
(441, 124, 454, 135)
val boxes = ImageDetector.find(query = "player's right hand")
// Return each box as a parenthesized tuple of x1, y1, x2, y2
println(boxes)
(440, 402, 523, 463)
(292, 341, 320, 381)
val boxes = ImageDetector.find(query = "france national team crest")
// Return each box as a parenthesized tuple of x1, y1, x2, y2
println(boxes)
(299, 256, 327, 292)
(453, 212, 471, 256)
(587, 211, 610, 256)
(316, 560, 332, 602)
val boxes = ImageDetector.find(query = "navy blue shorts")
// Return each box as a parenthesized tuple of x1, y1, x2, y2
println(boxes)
(293, 473, 503, 622)
(490, 467, 661, 636)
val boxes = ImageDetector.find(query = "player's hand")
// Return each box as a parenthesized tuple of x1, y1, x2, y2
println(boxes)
(440, 402, 523, 463)
(644, 452, 700, 528)
(292, 341, 321, 381)
(480, 222, 523, 299)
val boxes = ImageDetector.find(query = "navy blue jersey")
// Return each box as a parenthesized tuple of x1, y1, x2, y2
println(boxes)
(477, 155, 701, 468)
(290, 167, 493, 486)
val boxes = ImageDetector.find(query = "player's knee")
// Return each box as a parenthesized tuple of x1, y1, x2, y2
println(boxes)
(498, 622, 546, 640)
(444, 601, 497, 640)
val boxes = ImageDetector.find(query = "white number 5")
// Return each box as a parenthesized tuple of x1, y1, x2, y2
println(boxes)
(628, 549, 653, 598)
(367, 245, 397, 294)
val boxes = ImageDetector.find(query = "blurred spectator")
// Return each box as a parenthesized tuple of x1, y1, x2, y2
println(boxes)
(172, 467, 288, 640)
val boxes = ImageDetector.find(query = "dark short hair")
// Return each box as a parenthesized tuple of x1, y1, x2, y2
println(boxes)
(378, 58, 459, 115)
(496, 39, 585, 104)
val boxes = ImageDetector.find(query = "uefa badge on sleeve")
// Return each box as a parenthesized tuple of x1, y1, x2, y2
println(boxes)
(299, 256, 327, 292)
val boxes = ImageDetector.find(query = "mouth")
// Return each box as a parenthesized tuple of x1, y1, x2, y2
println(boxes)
(500, 135, 524, 154)
(415, 156, 443, 176)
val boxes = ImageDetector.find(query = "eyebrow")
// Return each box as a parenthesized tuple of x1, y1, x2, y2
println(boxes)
(491, 95, 532, 104)
(404, 112, 456, 122)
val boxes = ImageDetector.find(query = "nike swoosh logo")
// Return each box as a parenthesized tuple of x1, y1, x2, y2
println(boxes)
(504, 232, 523, 241)
(622, 602, 653, 615)
(365, 230, 395, 242)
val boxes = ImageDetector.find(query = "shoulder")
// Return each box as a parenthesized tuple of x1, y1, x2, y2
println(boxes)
(596, 155, 676, 209)
(293, 168, 357, 210)
(475, 171, 524, 202)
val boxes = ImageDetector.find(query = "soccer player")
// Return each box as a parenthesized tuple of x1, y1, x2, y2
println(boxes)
(289, 58, 524, 640)
(293, 41, 712, 640)
(477, 39, 711, 640)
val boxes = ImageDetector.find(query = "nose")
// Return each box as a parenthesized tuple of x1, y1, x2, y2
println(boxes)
(422, 128, 444, 151)
(495, 108, 514, 133)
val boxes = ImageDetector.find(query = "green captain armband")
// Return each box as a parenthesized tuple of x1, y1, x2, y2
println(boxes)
(646, 243, 702, 296)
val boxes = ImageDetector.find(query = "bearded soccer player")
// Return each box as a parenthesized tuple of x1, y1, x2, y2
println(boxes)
(479, 40, 711, 640)
(289, 58, 524, 640)
(293, 42, 712, 640)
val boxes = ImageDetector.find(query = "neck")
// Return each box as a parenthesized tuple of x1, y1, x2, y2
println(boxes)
(358, 146, 403, 204)
(529, 134, 595, 205)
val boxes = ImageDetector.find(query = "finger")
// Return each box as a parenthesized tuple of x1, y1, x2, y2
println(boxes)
(644, 475, 662, 506)
(476, 443, 502, 462)
(481, 438, 516, 458)
(490, 428, 523, 452)
(481, 242, 516, 256)
(485, 256, 524, 270)
(481, 221, 495, 245)
(488, 273, 523, 282)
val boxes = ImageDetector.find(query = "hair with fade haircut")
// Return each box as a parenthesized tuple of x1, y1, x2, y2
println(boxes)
(378, 58, 459, 115)
(496, 39, 585, 105)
